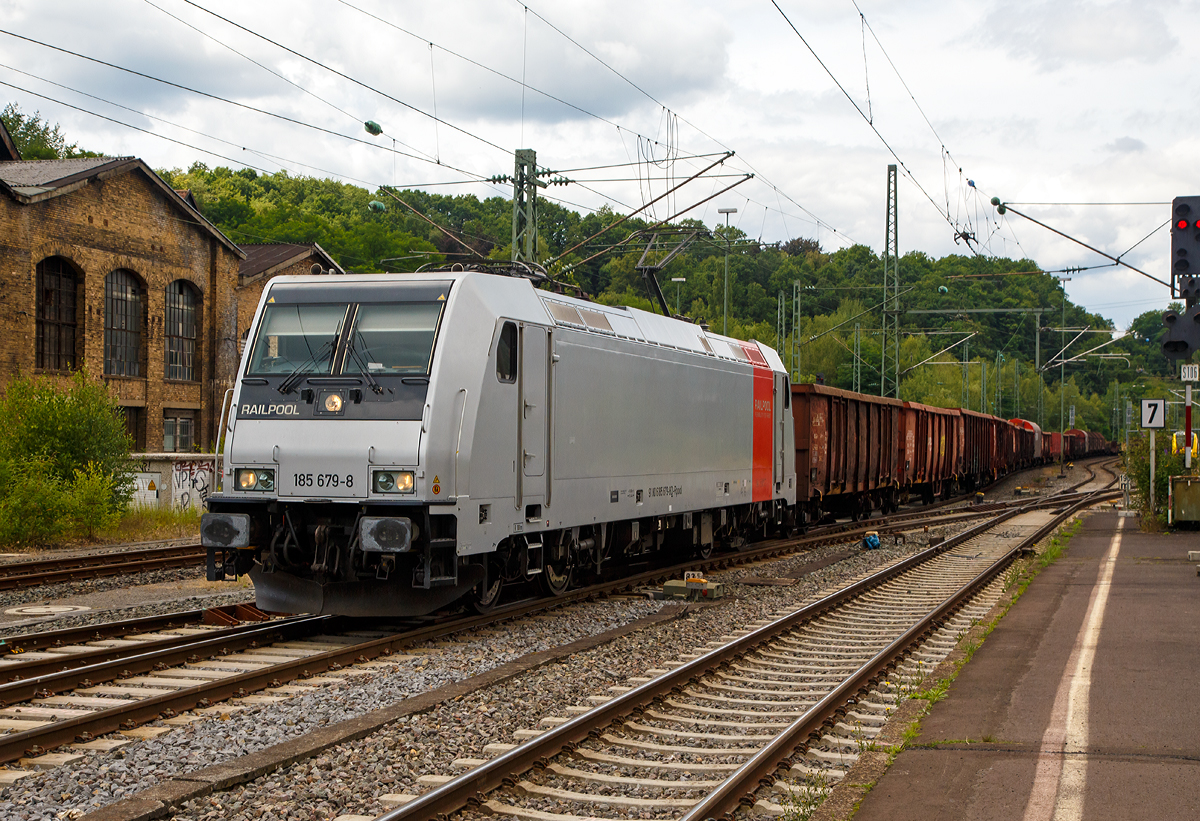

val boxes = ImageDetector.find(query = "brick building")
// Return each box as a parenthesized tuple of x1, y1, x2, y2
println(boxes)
(0, 118, 244, 452)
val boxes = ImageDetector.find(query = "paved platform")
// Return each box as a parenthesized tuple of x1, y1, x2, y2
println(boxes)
(854, 509, 1200, 821)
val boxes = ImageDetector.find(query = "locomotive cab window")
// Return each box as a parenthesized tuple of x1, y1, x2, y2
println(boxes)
(247, 303, 348, 375)
(497, 322, 517, 383)
(346, 302, 444, 375)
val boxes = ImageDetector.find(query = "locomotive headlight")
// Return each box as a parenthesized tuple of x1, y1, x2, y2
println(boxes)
(323, 392, 344, 413)
(236, 468, 275, 492)
(373, 470, 415, 494)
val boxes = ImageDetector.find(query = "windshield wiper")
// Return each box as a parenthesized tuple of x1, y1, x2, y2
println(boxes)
(277, 337, 336, 395)
(346, 333, 384, 394)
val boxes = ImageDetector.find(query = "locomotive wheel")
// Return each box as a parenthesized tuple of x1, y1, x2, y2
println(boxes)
(470, 558, 505, 614)
(540, 537, 575, 596)
(696, 540, 714, 560)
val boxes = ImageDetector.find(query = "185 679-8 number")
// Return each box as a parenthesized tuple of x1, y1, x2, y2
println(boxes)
(293, 472, 354, 489)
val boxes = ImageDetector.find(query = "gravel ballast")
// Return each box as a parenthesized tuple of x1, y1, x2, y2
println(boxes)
(0, 527, 969, 821)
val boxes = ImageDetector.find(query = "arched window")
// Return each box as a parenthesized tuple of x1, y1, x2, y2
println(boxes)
(165, 280, 199, 381)
(105, 269, 144, 377)
(36, 256, 78, 371)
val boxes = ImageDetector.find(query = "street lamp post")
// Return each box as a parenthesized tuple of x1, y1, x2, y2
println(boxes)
(671, 277, 686, 317)
(718, 208, 737, 335)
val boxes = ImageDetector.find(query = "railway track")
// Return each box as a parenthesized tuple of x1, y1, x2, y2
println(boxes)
(379, 487, 1113, 821)
(0, 544, 206, 591)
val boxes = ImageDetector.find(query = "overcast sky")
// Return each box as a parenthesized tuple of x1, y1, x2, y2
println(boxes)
(0, 0, 1192, 330)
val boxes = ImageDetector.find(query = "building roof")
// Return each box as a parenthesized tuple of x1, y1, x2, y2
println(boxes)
(0, 155, 244, 258)
(239, 242, 345, 285)
(0, 156, 124, 190)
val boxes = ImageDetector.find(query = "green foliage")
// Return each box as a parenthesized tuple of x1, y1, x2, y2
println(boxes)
(0, 458, 71, 545)
(0, 371, 135, 494)
(0, 372, 134, 546)
(67, 462, 123, 539)
(1, 103, 100, 159)
(1125, 432, 1182, 523)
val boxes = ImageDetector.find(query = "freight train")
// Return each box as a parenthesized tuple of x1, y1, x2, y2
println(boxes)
(201, 266, 1112, 617)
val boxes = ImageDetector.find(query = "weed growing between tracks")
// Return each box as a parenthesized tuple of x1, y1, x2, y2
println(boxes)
(780, 769, 834, 821)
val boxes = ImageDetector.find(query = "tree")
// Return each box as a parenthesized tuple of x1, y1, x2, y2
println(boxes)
(0, 372, 134, 545)
(1, 103, 100, 160)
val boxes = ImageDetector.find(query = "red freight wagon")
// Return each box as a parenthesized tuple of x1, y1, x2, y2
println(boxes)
(960, 408, 1004, 485)
(791, 384, 905, 521)
(1046, 431, 1064, 462)
(1009, 419, 1043, 467)
(1064, 429, 1088, 460)
(901, 402, 961, 503)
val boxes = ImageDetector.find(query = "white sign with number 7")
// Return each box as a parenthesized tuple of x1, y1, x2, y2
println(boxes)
(1141, 398, 1166, 429)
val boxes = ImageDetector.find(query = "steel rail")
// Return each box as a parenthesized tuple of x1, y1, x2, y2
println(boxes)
(0, 580, 663, 763)
(0, 544, 206, 590)
(0, 462, 1118, 767)
(682, 488, 1112, 820)
(380, 481, 1117, 821)
(375, 505, 1031, 821)
(0, 604, 269, 655)
(0, 612, 290, 688)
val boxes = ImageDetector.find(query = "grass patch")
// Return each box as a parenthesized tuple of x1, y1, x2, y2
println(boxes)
(91, 504, 201, 545)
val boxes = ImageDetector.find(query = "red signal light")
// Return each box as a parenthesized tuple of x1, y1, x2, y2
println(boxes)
(1194, 219, 1200, 229)
(1180, 219, 1192, 230)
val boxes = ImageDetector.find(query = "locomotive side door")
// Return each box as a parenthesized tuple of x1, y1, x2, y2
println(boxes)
(775, 373, 787, 488)
(518, 324, 549, 504)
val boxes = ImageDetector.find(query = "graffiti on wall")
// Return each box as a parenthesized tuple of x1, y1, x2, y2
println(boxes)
(172, 460, 213, 510)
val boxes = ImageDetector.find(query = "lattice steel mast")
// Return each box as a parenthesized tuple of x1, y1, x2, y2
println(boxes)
(881, 165, 900, 397)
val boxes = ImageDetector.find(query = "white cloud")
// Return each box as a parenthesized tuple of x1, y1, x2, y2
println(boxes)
(981, 0, 1178, 70)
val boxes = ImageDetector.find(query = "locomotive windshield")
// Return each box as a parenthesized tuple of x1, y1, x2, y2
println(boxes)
(247, 303, 349, 375)
(245, 299, 445, 377)
(346, 302, 444, 375)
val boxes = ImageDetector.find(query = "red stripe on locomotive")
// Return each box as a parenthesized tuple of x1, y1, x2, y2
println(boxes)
(740, 341, 774, 503)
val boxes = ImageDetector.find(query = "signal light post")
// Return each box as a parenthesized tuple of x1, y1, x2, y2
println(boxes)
(1163, 196, 1200, 360)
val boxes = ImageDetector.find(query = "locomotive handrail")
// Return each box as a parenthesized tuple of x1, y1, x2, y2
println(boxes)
(215, 387, 233, 493)
(454, 388, 468, 499)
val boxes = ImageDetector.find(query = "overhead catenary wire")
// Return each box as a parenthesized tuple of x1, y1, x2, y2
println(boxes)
(769, 0, 977, 254)
(0, 81, 536, 268)
(515, 0, 845, 243)
(0, 30, 483, 179)
(11, 3, 887, 263)
(1, 72, 741, 270)
(0, 78, 274, 175)
(176, 0, 510, 155)
(136, 0, 398, 151)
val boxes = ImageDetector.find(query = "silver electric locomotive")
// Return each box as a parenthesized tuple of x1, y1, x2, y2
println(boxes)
(202, 267, 797, 616)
